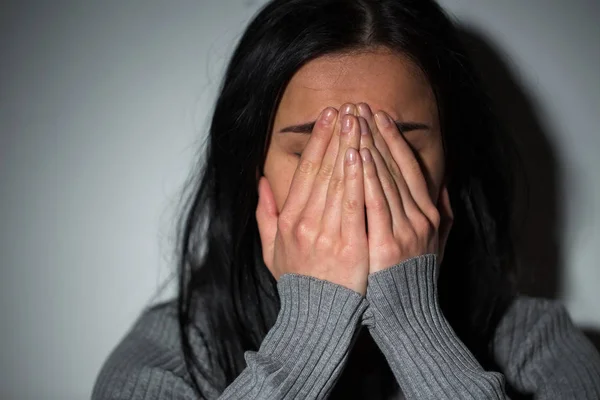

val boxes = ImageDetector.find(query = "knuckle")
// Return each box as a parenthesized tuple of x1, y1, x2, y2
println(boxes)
(295, 217, 316, 239)
(277, 213, 294, 233)
(343, 198, 359, 213)
(330, 177, 344, 195)
(339, 245, 356, 261)
(369, 198, 387, 213)
(413, 214, 433, 236)
(428, 207, 441, 229)
(317, 163, 335, 179)
(298, 159, 315, 175)
(315, 233, 333, 250)
(380, 176, 395, 192)
(378, 242, 402, 263)
(397, 232, 417, 253)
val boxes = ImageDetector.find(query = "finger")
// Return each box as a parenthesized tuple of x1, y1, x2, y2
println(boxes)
(302, 105, 349, 221)
(358, 115, 408, 226)
(323, 106, 359, 236)
(256, 176, 278, 270)
(341, 147, 365, 244)
(371, 114, 422, 224)
(358, 114, 375, 148)
(359, 104, 405, 192)
(359, 104, 410, 220)
(369, 145, 418, 238)
(358, 105, 420, 220)
(281, 107, 337, 215)
(437, 183, 454, 264)
(374, 110, 437, 220)
(360, 147, 393, 245)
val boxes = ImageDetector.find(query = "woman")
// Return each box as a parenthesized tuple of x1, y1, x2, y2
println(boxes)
(92, 0, 600, 398)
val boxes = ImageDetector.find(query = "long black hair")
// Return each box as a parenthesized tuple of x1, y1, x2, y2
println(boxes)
(176, 0, 520, 396)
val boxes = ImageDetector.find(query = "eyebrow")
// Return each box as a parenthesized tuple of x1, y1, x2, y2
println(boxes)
(278, 120, 431, 134)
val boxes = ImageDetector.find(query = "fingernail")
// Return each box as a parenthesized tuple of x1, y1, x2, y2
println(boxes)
(375, 112, 391, 128)
(342, 104, 355, 115)
(321, 107, 336, 124)
(358, 103, 372, 119)
(360, 147, 372, 162)
(346, 147, 357, 164)
(342, 115, 353, 133)
(358, 117, 369, 136)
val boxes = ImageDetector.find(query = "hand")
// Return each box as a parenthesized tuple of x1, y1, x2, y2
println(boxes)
(256, 104, 369, 295)
(356, 103, 454, 273)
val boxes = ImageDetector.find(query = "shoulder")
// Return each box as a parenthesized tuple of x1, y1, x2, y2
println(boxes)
(492, 295, 600, 370)
(92, 300, 220, 400)
(496, 296, 568, 331)
(493, 296, 573, 352)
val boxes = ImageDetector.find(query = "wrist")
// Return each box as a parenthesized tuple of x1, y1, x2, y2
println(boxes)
(365, 253, 439, 325)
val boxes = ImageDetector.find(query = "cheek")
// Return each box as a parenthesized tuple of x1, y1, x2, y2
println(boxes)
(426, 153, 445, 204)
(264, 152, 298, 213)
(413, 146, 445, 203)
(273, 173, 294, 212)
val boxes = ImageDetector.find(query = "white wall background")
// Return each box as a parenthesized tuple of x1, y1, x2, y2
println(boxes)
(0, 0, 598, 398)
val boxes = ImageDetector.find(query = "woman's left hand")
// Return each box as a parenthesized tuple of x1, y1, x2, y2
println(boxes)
(356, 103, 454, 273)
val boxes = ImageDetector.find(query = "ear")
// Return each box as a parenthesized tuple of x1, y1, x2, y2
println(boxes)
(255, 176, 278, 272)
(437, 183, 454, 266)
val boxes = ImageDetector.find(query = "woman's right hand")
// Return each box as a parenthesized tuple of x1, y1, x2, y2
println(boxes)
(256, 104, 369, 295)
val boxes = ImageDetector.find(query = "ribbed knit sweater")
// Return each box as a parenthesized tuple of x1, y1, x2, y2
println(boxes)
(92, 254, 600, 399)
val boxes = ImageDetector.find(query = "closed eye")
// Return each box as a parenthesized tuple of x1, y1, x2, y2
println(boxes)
(279, 121, 430, 135)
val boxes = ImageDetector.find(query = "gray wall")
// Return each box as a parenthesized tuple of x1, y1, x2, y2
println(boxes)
(1, 0, 598, 398)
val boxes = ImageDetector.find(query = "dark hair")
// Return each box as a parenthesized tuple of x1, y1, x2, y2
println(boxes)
(177, 0, 520, 396)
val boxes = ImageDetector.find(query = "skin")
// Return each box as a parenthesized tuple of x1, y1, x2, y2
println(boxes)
(257, 47, 453, 293)
(265, 47, 444, 207)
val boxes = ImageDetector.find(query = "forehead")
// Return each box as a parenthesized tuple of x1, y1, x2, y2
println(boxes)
(275, 48, 437, 125)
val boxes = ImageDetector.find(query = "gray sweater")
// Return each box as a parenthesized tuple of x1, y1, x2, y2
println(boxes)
(92, 254, 600, 399)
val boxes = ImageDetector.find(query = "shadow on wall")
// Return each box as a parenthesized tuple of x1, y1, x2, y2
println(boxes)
(457, 26, 600, 353)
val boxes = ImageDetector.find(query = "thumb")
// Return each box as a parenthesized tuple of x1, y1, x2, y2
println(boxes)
(256, 176, 278, 271)
(437, 184, 454, 266)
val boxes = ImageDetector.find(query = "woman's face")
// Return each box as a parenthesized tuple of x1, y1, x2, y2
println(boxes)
(264, 47, 444, 212)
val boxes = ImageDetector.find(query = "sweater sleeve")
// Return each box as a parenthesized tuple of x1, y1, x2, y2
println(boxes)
(92, 274, 367, 400)
(492, 296, 600, 399)
(363, 253, 507, 399)
(219, 273, 367, 399)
